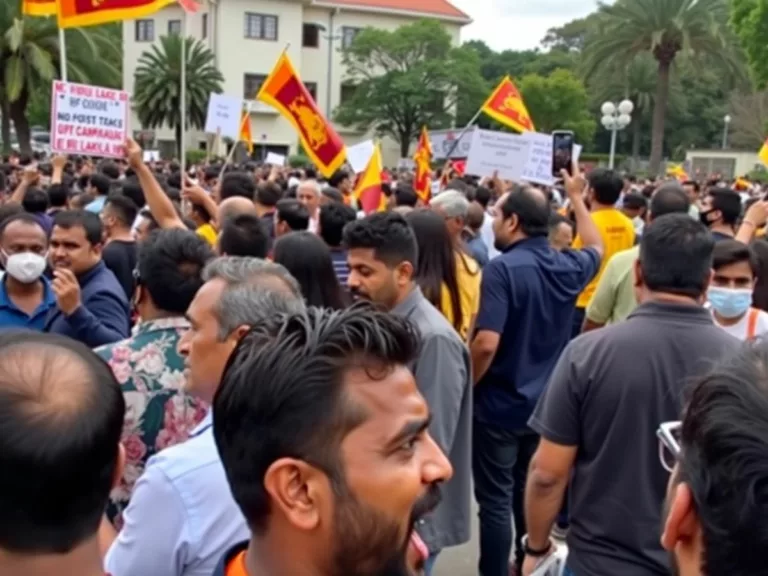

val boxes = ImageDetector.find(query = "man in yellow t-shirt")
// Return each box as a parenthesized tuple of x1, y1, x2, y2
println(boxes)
(571, 169, 635, 337)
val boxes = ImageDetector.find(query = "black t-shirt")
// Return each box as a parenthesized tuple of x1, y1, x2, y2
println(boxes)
(103, 240, 137, 300)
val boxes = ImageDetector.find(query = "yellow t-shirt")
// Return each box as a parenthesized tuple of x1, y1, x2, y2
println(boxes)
(196, 223, 217, 247)
(440, 252, 481, 340)
(572, 209, 635, 309)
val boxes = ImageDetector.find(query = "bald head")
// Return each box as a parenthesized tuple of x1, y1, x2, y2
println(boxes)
(0, 332, 124, 554)
(497, 184, 551, 238)
(219, 196, 257, 226)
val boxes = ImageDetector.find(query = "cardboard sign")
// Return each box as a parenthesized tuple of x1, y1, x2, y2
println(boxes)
(265, 152, 286, 166)
(520, 132, 583, 186)
(204, 94, 242, 139)
(465, 128, 530, 181)
(50, 81, 129, 158)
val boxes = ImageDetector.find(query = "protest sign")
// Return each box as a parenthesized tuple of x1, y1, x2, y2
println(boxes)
(520, 132, 583, 186)
(265, 151, 286, 166)
(143, 150, 160, 162)
(465, 128, 530, 181)
(204, 94, 242, 139)
(50, 81, 129, 158)
(346, 140, 376, 174)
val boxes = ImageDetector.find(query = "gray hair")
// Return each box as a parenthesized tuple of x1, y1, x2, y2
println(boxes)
(297, 179, 322, 196)
(430, 190, 470, 219)
(202, 256, 305, 339)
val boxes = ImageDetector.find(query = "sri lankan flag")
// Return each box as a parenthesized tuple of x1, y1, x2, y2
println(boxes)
(257, 52, 346, 178)
(481, 76, 535, 133)
(354, 144, 385, 214)
(57, 0, 175, 28)
(22, 0, 57, 17)
(239, 111, 253, 155)
(759, 138, 768, 167)
(413, 126, 432, 203)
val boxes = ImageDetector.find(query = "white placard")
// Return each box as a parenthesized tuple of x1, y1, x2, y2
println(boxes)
(204, 94, 242, 139)
(143, 150, 160, 162)
(346, 140, 376, 174)
(265, 151, 286, 166)
(465, 128, 530, 181)
(520, 132, 583, 186)
(50, 81, 129, 158)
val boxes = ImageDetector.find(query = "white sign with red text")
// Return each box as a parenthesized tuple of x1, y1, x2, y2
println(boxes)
(51, 81, 129, 158)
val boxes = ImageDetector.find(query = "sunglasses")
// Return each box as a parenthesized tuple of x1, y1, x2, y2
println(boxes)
(656, 421, 682, 473)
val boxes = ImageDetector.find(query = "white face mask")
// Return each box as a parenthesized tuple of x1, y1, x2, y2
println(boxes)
(4, 251, 47, 284)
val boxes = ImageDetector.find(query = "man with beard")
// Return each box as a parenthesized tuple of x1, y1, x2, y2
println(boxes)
(343, 212, 471, 574)
(212, 304, 453, 576)
(660, 341, 768, 576)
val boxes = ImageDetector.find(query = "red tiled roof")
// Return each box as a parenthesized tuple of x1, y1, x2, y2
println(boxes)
(315, 0, 470, 21)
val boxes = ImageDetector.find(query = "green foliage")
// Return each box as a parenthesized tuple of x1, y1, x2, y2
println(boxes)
(730, 0, 768, 87)
(133, 35, 224, 157)
(288, 153, 310, 168)
(334, 19, 487, 157)
(185, 148, 206, 165)
(579, 152, 627, 164)
(747, 165, 768, 182)
(518, 69, 596, 144)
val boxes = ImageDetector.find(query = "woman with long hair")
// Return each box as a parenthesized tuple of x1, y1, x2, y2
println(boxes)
(405, 209, 464, 336)
(272, 231, 349, 310)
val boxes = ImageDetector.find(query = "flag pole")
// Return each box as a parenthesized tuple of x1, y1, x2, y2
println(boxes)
(442, 107, 482, 160)
(179, 11, 187, 178)
(58, 28, 67, 82)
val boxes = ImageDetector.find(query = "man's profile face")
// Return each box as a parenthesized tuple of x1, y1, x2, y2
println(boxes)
(549, 222, 573, 251)
(347, 248, 403, 310)
(323, 365, 452, 576)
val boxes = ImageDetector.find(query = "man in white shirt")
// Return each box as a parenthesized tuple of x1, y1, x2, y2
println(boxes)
(296, 180, 322, 233)
(707, 239, 768, 340)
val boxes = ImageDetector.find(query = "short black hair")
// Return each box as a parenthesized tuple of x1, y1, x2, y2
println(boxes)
(499, 185, 551, 238)
(255, 182, 282, 207)
(588, 168, 623, 205)
(712, 239, 758, 277)
(0, 203, 23, 228)
(682, 180, 700, 193)
(548, 213, 573, 232)
(327, 169, 350, 188)
(120, 179, 146, 209)
(342, 211, 418, 268)
(622, 192, 647, 210)
(89, 173, 111, 197)
(221, 172, 256, 201)
(47, 183, 69, 208)
(98, 160, 120, 180)
(639, 213, 714, 299)
(21, 187, 49, 214)
(138, 208, 159, 234)
(53, 210, 102, 245)
(104, 194, 138, 228)
(707, 188, 742, 226)
(137, 229, 214, 314)
(0, 331, 124, 553)
(213, 303, 420, 533)
(395, 185, 419, 208)
(218, 214, 270, 259)
(321, 187, 344, 204)
(650, 183, 690, 220)
(319, 201, 356, 248)
(276, 199, 309, 232)
(474, 186, 492, 209)
(677, 341, 768, 574)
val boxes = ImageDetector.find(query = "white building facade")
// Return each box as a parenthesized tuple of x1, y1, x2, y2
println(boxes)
(122, 0, 470, 165)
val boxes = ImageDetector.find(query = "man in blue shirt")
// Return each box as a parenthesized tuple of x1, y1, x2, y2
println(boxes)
(44, 210, 130, 347)
(469, 167, 603, 576)
(0, 214, 54, 330)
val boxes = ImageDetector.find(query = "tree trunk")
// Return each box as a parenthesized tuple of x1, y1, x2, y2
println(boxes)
(9, 91, 31, 156)
(649, 59, 671, 177)
(399, 130, 410, 159)
(0, 94, 11, 154)
(631, 119, 641, 170)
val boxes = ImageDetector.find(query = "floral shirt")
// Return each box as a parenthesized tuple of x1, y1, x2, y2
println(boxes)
(95, 317, 208, 528)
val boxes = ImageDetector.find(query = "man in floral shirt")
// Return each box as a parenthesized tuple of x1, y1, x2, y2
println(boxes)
(96, 228, 214, 527)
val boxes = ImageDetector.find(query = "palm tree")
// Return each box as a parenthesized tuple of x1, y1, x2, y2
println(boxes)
(582, 0, 742, 175)
(133, 35, 224, 158)
(0, 3, 120, 153)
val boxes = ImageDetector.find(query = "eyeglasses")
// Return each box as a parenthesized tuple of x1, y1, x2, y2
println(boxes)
(656, 420, 682, 473)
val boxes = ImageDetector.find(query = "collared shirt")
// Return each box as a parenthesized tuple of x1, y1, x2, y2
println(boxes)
(474, 237, 600, 428)
(586, 245, 640, 325)
(44, 260, 130, 347)
(0, 276, 55, 331)
(105, 412, 250, 576)
(480, 212, 500, 260)
(529, 302, 739, 576)
(393, 286, 472, 552)
(329, 247, 350, 288)
(95, 317, 208, 529)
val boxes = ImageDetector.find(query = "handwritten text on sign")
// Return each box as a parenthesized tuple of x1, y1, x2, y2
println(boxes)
(50, 81, 129, 158)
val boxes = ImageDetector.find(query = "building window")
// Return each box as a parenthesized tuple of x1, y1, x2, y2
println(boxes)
(340, 83, 357, 104)
(244, 13, 278, 41)
(244, 73, 267, 100)
(168, 19, 181, 35)
(202, 13, 208, 39)
(341, 26, 362, 48)
(135, 20, 154, 42)
(305, 82, 318, 102)
(302, 23, 320, 48)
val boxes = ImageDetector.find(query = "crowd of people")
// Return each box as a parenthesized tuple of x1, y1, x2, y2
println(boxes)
(0, 137, 768, 576)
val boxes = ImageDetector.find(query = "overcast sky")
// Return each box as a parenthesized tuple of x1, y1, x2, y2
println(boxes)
(451, 0, 602, 51)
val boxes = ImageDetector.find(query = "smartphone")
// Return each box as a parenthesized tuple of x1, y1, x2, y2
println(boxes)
(552, 130, 575, 177)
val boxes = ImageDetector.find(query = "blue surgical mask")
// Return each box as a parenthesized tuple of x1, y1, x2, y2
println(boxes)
(707, 286, 753, 319)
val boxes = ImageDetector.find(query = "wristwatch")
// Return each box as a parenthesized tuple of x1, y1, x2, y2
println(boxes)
(521, 535, 553, 557)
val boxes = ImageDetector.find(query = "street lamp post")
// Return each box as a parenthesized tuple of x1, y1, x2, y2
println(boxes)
(601, 100, 634, 169)
(722, 114, 732, 150)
